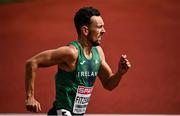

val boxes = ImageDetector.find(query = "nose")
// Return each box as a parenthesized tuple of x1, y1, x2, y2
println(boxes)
(102, 27, 106, 33)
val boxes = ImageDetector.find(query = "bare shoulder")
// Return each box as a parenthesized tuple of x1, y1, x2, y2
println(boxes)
(56, 45, 78, 71)
(96, 46, 105, 61)
(96, 46, 103, 52)
(56, 45, 78, 60)
(68, 44, 78, 59)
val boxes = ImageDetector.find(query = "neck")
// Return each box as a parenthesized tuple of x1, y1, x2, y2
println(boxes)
(77, 36, 92, 56)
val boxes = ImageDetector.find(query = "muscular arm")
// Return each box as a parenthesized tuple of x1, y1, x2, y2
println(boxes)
(25, 46, 77, 112)
(97, 47, 131, 91)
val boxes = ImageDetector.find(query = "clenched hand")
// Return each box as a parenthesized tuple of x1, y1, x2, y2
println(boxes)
(25, 97, 41, 112)
(118, 55, 131, 75)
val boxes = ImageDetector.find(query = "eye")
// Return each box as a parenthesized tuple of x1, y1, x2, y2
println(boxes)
(97, 25, 103, 28)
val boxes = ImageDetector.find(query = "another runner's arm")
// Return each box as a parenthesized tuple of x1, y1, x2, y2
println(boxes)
(97, 46, 131, 91)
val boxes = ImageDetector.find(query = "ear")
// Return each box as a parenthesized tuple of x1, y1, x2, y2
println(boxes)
(81, 25, 89, 36)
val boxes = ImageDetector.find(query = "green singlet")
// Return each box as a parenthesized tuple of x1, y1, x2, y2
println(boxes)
(53, 41, 101, 114)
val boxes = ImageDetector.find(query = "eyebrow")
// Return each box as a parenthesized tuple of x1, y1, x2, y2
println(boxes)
(97, 24, 104, 27)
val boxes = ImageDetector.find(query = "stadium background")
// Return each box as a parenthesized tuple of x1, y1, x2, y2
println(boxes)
(0, 0, 179, 114)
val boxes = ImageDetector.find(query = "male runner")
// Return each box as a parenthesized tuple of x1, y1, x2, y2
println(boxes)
(25, 7, 131, 115)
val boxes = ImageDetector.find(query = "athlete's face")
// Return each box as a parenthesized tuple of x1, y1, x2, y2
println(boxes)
(87, 16, 106, 46)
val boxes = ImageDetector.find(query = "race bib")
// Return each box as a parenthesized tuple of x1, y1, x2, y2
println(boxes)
(73, 86, 93, 114)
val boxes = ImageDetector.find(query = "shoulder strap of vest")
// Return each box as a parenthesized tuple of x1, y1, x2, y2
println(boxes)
(69, 41, 82, 56)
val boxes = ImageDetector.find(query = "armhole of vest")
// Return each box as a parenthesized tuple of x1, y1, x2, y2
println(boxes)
(68, 41, 80, 55)
(68, 41, 80, 71)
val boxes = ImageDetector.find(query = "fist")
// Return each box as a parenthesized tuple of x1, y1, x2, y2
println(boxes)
(25, 97, 41, 112)
(118, 55, 131, 75)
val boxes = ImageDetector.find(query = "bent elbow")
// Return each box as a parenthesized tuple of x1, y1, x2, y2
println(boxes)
(25, 59, 38, 70)
(103, 84, 116, 91)
(26, 59, 33, 68)
(105, 87, 113, 91)
(26, 59, 31, 66)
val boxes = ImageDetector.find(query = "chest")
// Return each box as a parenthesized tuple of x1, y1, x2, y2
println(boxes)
(77, 58, 100, 72)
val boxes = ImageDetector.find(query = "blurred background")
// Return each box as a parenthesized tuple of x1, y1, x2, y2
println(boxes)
(0, 0, 180, 114)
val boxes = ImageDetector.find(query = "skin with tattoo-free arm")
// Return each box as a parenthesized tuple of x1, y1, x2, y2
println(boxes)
(25, 46, 77, 112)
(97, 46, 131, 91)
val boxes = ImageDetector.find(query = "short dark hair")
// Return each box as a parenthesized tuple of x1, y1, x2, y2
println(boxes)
(74, 6, 101, 34)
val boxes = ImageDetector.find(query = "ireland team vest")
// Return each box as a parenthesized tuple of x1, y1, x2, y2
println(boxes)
(53, 41, 101, 114)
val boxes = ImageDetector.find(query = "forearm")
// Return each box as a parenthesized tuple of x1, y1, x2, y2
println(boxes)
(25, 60, 38, 98)
(104, 72, 123, 91)
(25, 60, 42, 112)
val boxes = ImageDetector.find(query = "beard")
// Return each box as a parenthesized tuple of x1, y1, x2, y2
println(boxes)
(87, 31, 100, 47)
(89, 39, 100, 46)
